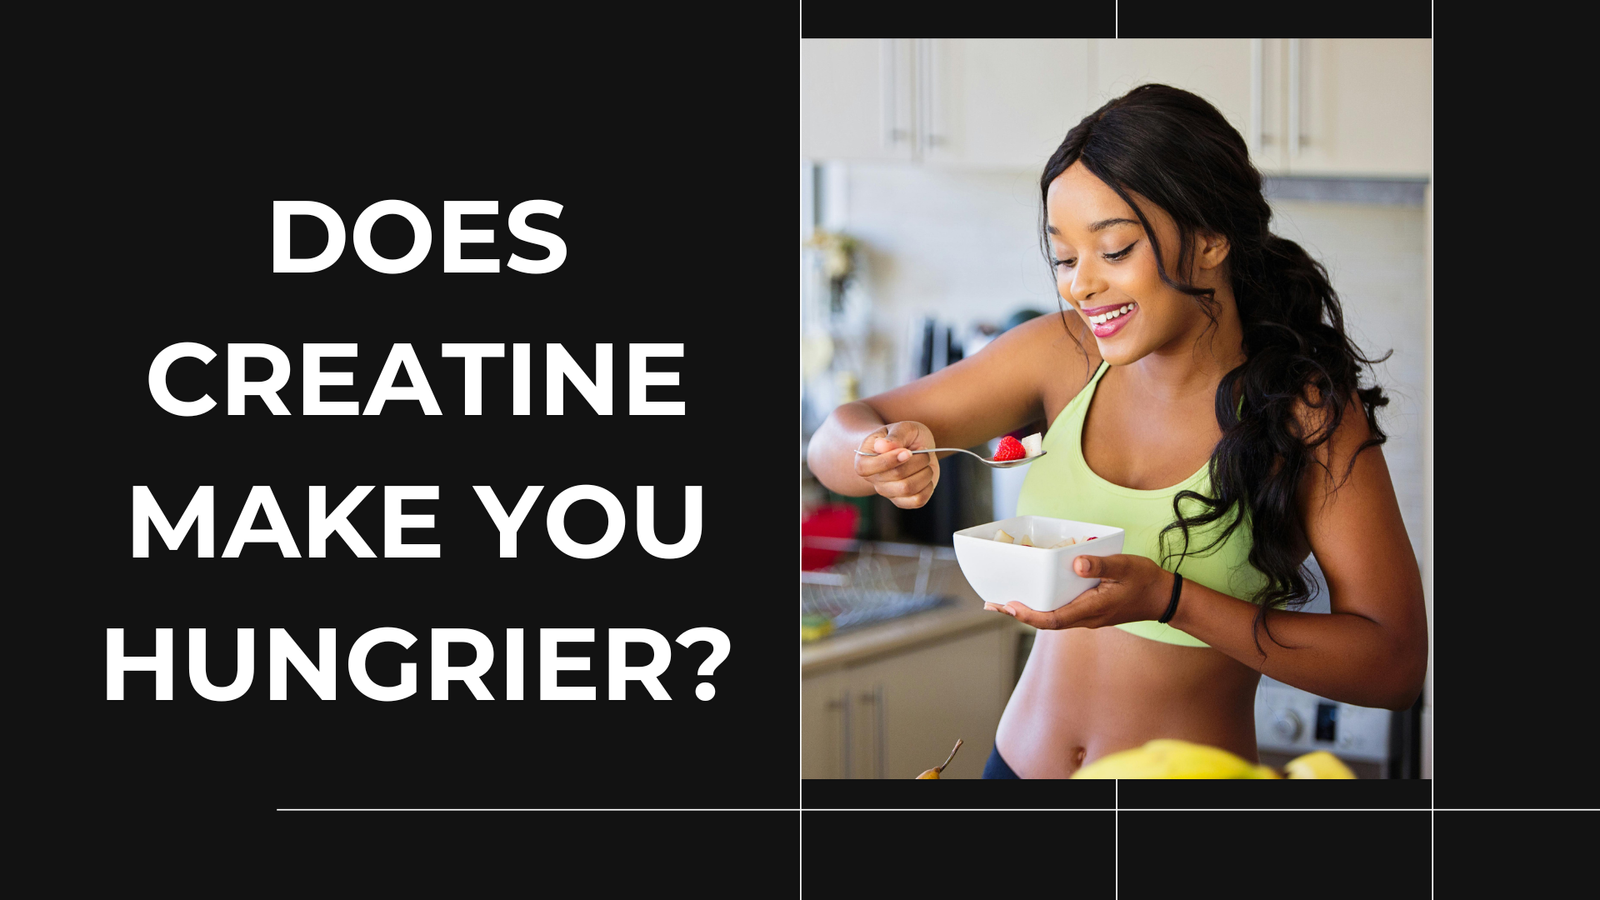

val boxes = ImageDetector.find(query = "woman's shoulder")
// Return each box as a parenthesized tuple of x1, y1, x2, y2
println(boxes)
(1004, 310, 1101, 394)
(986, 310, 1101, 431)
(1282, 380, 1385, 493)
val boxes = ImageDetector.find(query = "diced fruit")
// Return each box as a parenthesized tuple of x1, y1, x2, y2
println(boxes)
(995, 531, 1095, 548)
(993, 436, 1026, 461)
(1021, 433, 1043, 457)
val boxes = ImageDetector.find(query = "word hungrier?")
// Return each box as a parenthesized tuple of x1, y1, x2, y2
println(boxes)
(106, 626, 733, 701)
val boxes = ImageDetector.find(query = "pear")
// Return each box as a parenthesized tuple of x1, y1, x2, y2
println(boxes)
(1283, 750, 1356, 779)
(916, 739, 963, 779)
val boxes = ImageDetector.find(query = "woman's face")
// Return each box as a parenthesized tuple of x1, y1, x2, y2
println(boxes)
(1045, 161, 1227, 367)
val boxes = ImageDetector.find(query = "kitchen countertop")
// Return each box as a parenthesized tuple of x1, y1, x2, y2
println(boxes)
(801, 551, 1030, 676)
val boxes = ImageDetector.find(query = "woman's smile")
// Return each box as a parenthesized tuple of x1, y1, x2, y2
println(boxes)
(1083, 301, 1138, 338)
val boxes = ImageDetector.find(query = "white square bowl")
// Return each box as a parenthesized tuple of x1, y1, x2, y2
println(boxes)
(952, 515, 1125, 611)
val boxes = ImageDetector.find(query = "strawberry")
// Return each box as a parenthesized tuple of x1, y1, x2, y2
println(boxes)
(993, 436, 1026, 461)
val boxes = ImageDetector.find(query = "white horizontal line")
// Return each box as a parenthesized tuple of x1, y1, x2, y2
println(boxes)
(275, 807, 1590, 813)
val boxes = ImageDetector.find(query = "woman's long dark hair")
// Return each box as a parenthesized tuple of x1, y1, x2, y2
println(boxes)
(1040, 84, 1390, 654)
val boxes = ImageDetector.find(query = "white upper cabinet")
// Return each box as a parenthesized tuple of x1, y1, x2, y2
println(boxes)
(1091, 39, 1271, 172)
(802, 39, 1430, 178)
(918, 39, 1091, 171)
(801, 39, 1091, 170)
(1281, 39, 1432, 178)
(800, 39, 918, 163)
(1091, 38, 1430, 178)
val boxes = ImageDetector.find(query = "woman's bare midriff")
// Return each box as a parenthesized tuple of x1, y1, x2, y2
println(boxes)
(994, 624, 1263, 778)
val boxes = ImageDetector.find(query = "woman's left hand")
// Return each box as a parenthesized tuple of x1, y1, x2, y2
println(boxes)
(985, 554, 1172, 630)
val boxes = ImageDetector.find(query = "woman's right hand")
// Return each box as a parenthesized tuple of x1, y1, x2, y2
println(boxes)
(854, 421, 941, 509)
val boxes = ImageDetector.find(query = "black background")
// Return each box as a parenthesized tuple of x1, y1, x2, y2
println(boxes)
(29, 3, 1590, 892)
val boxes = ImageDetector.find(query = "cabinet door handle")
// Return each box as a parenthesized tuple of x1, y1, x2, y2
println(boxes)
(1250, 38, 1264, 156)
(874, 684, 886, 778)
(1288, 38, 1303, 159)
(882, 39, 910, 147)
(918, 39, 944, 152)
(858, 686, 886, 779)
(827, 692, 853, 778)
(882, 39, 896, 147)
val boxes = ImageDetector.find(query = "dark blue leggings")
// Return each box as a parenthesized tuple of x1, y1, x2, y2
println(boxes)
(983, 745, 1020, 779)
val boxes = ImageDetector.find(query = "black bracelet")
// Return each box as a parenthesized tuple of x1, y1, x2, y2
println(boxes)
(1158, 572, 1183, 624)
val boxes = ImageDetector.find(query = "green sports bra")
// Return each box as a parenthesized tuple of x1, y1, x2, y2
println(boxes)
(1015, 361, 1268, 647)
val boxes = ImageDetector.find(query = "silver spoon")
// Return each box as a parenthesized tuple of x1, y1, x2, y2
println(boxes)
(854, 447, 1047, 469)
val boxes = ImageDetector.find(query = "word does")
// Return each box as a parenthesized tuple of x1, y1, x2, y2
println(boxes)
(273, 200, 565, 274)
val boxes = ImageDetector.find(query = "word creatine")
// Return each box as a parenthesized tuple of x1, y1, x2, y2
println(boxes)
(133, 484, 701, 558)
(149, 342, 685, 417)
(107, 626, 732, 701)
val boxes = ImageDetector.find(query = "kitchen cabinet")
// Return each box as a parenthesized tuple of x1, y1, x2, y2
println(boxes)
(918, 39, 1092, 171)
(803, 38, 1430, 178)
(801, 38, 1092, 170)
(801, 39, 917, 163)
(800, 667, 851, 778)
(1093, 38, 1429, 178)
(1091, 39, 1266, 171)
(802, 617, 1017, 779)
(1273, 38, 1431, 178)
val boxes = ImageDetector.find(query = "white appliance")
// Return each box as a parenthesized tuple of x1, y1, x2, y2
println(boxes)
(1252, 557, 1415, 778)
(1255, 678, 1395, 778)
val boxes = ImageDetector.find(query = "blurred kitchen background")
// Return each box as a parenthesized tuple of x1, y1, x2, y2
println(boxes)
(799, 39, 1432, 779)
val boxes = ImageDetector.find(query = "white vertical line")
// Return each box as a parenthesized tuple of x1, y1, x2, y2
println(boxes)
(1425, 17, 1435, 794)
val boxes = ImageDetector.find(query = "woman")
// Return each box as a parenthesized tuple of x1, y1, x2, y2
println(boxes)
(805, 84, 1428, 778)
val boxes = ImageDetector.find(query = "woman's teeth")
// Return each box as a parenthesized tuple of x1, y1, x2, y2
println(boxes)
(1087, 304, 1135, 325)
